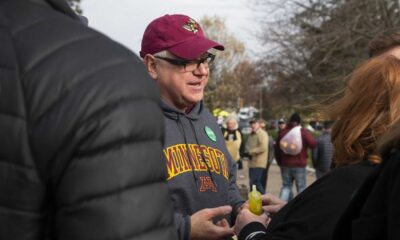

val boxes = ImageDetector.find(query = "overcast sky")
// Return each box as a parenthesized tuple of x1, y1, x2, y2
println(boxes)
(81, 0, 265, 58)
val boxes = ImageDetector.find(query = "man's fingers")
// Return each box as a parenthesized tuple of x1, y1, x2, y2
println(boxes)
(204, 205, 232, 218)
(263, 205, 281, 213)
(216, 218, 229, 228)
(261, 193, 281, 205)
(214, 225, 234, 238)
(210, 220, 234, 239)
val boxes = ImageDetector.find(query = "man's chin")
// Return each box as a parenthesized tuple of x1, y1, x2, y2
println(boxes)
(185, 96, 203, 104)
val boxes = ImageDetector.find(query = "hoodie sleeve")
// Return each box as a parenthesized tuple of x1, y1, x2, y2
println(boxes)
(174, 212, 191, 240)
(218, 127, 245, 221)
(228, 158, 245, 222)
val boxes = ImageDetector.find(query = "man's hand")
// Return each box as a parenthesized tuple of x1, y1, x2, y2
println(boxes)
(239, 193, 286, 218)
(234, 209, 269, 236)
(261, 193, 287, 217)
(190, 206, 234, 240)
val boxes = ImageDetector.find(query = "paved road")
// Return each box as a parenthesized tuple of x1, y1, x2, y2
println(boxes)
(236, 159, 316, 199)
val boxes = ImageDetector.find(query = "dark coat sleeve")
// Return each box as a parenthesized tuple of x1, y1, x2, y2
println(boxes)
(238, 222, 268, 240)
(0, 1, 177, 239)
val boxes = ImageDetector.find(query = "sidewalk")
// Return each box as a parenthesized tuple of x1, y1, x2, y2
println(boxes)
(236, 159, 316, 199)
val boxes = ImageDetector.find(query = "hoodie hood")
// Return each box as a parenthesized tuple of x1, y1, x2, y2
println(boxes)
(160, 99, 204, 120)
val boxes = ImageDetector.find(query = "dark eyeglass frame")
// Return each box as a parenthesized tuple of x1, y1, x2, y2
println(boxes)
(154, 53, 215, 71)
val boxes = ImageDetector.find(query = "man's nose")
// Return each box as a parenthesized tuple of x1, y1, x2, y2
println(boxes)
(193, 63, 208, 75)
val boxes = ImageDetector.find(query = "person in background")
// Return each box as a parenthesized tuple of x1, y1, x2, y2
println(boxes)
(274, 119, 286, 159)
(245, 119, 269, 194)
(277, 118, 286, 132)
(0, 0, 176, 239)
(234, 55, 400, 240)
(224, 117, 242, 178)
(141, 14, 244, 240)
(331, 27, 400, 240)
(312, 121, 334, 179)
(276, 113, 316, 201)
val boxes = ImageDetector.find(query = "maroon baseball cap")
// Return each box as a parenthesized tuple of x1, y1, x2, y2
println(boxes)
(140, 14, 224, 60)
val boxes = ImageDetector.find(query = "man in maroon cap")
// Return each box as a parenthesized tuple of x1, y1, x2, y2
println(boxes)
(141, 14, 245, 240)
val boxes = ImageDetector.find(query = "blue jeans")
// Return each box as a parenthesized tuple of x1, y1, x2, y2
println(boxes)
(249, 168, 265, 194)
(279, 167, 306, 201)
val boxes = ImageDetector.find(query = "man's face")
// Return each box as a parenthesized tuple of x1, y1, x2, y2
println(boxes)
(227, 120, 236, 130)
(145, 52, 211, 111)
(251, 122, 260, 132)
(278, 122, 286, 130)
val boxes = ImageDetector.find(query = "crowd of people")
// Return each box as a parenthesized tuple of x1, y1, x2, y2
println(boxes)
(0, 1, 399, 240)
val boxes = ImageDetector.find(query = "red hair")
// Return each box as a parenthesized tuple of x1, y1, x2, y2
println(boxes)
(328, 56, 400, 166)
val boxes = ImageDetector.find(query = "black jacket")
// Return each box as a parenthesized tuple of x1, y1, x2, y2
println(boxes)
(312, 131, 334, 173)
(239, 162, 374, 240)
(0, 0, 176, 239)
(333, 149, 400, 240)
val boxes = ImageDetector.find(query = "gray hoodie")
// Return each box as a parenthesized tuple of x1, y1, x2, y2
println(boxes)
(161, 100, 244, 240)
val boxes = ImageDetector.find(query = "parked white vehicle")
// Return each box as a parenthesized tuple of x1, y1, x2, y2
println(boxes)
(239, 107, 259, 121)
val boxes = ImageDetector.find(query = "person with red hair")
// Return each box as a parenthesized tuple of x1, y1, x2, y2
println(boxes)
(234, 56, 400, 240)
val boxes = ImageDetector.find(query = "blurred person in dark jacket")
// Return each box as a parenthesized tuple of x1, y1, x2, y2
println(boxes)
(312, 121, 334, 179)
(0, 0, 176, 239)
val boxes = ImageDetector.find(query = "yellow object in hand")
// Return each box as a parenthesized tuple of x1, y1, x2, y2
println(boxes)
(248, 185, 263, 215)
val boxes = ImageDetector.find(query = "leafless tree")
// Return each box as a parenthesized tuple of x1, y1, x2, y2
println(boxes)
(253, 0, 400, 117)
(201, 16, 262, 112)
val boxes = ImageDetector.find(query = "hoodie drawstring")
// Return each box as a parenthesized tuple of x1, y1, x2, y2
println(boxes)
(188, 120, 217, 187)
(176, 114, 199, 186)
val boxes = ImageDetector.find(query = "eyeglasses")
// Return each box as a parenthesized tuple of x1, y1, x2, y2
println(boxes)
(154, 53, 215, 72)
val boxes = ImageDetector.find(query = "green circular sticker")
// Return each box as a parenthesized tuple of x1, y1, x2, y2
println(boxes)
(204, 126, 217, 142)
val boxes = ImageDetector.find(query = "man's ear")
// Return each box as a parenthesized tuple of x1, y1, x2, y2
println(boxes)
(143, 54, 158, 80)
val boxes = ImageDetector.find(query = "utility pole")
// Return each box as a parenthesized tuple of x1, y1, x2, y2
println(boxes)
(259, 86, 263, 119)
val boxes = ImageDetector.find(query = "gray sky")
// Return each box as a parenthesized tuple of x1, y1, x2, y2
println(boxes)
(81, 0, 264, 58)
